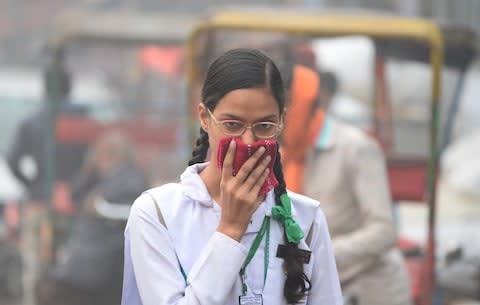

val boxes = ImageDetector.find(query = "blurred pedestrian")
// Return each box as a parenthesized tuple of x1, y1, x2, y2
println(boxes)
(6, 64, 91, 305)
(319, 71, 372, 131)
(36, 130, 149, 305)
(282, 67, 412, 305)
(6, 64, 88, 203)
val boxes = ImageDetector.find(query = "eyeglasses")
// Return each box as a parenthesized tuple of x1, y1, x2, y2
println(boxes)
(207, 109, 282, 139)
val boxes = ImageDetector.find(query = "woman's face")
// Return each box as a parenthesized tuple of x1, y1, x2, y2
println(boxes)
(198, 87, 282, 164)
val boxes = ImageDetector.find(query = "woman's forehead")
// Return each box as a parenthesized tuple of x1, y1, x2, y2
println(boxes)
(214, 88, 280, 117)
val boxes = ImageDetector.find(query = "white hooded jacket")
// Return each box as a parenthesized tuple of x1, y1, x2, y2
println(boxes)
(122, 162, 342, 305)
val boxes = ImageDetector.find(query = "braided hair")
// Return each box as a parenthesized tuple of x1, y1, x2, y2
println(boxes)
(188, 128, 209, 166)
(189, 48, 311, 303)
(273, 144, 312, 303)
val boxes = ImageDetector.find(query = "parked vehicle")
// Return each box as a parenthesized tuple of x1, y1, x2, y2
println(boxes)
(185, 7, 449, 305)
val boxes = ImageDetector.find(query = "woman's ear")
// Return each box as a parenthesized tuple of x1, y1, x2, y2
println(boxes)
(197, 103, 209, 131)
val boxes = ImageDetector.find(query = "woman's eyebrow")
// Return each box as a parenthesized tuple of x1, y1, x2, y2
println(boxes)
(258, 115, 278, 121)
(219, 113, 242, 120)
(219, 113, 278, 121)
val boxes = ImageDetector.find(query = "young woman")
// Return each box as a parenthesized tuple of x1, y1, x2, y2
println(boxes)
(121, 48, 342, 305)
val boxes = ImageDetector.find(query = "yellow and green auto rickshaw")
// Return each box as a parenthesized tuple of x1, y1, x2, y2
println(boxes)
(184, 7, 459, 305)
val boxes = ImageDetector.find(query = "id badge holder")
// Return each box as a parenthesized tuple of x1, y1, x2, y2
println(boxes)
(239, 294, 263, 305)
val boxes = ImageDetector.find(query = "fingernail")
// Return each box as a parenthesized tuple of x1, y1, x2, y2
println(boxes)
(258, 146, 266, 153)
(230, 140, 236, 148)
(265, 155, 271, 162)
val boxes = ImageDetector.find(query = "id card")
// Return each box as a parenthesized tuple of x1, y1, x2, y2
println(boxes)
(239, 294, 263, 305)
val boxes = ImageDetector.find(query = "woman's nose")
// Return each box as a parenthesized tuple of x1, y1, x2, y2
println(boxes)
(240, 127, 257, 144)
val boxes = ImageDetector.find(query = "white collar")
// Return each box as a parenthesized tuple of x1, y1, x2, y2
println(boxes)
(180, 162, 277, 232)
(180, 162, 214, 207)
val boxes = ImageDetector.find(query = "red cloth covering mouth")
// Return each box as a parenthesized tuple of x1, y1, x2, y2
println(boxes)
(217, 137, 279, 196)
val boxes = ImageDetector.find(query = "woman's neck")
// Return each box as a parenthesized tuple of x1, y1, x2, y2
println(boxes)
(199, 162, 222, 205)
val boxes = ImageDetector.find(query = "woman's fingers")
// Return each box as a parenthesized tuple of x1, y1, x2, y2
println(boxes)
(221, 140, 236, 182)
(240, 153, 271, 194)
(246, 169, 270, 201)
(221, 143, 271, 204)
(218, 144, 272, 239)
(235, 146, 266, 183)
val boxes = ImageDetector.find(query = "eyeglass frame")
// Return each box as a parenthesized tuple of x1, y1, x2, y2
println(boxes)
(207, 108, 283, 139)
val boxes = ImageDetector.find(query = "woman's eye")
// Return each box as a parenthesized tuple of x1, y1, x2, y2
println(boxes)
(222, 121, 243, 130)
(256, 123, 274, 130)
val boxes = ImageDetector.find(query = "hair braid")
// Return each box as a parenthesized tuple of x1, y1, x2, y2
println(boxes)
(188, 128, 209, 166)
(273, 146, 311, 304)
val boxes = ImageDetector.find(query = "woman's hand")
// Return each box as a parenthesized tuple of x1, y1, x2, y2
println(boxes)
(216, 140, 271, 241)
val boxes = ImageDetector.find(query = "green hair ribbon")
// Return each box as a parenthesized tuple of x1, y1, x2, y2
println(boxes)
(271, 194, 304, 244)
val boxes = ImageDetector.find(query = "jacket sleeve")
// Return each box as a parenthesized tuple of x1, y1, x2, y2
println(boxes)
(332, 137, 397, 282)
(307, 207, 343, 305)
(127, 193, 248, 305)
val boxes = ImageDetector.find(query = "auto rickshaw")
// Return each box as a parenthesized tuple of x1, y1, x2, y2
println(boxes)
(185, 7, 447, 305)
(368, 24, 477, 154)
(46, 8, 200, 186)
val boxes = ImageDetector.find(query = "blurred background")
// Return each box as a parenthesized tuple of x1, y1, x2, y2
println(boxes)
(0, 1, 479, 305)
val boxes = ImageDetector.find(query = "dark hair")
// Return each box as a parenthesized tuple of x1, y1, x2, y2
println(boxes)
(188, 48, 311, 304)
(318, 71, 338, 96)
